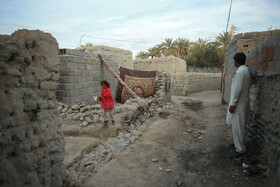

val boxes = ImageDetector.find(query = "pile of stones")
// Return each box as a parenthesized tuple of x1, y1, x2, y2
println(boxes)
(57, 101, 103, 126)
(60, 97, 176, 185)
(63, 132, 139, 186)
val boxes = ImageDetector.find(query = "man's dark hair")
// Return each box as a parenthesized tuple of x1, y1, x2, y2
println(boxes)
(100, 80, 110, 88)
(233, 53, 246, 65)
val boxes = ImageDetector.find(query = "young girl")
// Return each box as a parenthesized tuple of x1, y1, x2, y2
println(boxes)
(97, 81, 115, 128)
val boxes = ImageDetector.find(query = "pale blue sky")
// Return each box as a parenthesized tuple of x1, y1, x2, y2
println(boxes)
(1, 0, 279, 57)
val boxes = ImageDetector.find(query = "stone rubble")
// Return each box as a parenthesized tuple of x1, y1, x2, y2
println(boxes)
(61, 97, 176, 186)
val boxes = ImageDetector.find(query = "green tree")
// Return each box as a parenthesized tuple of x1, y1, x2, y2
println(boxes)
(147, 46, 161, 58)
(135, 51, 149, 59)
(216, 31, 231, 46)
(173, 37, 190, 58)
(186, 38, 221, 68)
(161, 38, 176, 57)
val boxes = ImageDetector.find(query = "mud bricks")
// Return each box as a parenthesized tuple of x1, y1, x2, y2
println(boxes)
(246, 34, 280, 179)
(0, 30, 65, 186)
(224, 32, 280, 180)
(57, 49, 118, 106)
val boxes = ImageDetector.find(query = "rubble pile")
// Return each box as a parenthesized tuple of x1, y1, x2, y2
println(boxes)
(61, 97, 176, 186)
(58, 101, 103, 127)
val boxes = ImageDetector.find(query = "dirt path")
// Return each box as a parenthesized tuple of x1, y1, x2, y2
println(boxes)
(74, 90, 264, 186)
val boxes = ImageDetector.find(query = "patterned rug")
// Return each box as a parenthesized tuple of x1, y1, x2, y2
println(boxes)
(117, 67, 157, 103)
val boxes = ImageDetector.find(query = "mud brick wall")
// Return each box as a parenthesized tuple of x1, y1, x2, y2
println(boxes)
(172, 72, 220, 96)
(246, 34, 280, 181)
(57, 49, 118, 106)
(133, 56, 186, 75)
(222, 30, 280, 102)
(0, 30, 65, 186)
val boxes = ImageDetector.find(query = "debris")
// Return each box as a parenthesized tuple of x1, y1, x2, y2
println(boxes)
(152, 159, 158, 162)
(166, 168, 171, 173)
(159, 167, 163, 171)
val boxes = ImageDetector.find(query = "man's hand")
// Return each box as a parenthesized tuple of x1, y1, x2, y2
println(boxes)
(229, 105, 235, 113)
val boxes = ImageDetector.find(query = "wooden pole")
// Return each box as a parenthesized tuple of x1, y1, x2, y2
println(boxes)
(97, 54, 139, 99)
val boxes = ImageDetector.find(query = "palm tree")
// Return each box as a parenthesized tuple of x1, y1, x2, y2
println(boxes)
(174, 37, 190, 58)
(161, 38, 176, 57)
(194, 38, 208, 49)
(147, 46, 161, 58)
(135, 51, 148, 59)
(216, 31, 231, 46)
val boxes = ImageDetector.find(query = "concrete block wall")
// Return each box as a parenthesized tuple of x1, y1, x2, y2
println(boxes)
(0, 30, 65, 186)
(172, 72, 220, 96)
(246, 34, 280, 180)
(57, 49, 118, 106)
(83, 45, 133, 69)
(234, 30, 280, 54)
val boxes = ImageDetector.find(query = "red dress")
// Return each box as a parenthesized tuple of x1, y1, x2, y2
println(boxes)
(98, 87, 114, 109)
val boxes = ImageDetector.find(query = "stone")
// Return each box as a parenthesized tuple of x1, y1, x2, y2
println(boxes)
(84, 165, 93, 173)
(72, 104, 80, 110)
(78, 158, 89, 172)
(93, 114, 100, 123)
(57, 105, 63, 112)
(61, 108, 68, 113)
(85, 117, 92, 123)
(81, 121, 88, 127)
(68, 108, 73, 113)
(101, 150, 109, 155)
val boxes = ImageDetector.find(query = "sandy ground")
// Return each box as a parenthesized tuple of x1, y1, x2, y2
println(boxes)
(63, 90, 265, 187)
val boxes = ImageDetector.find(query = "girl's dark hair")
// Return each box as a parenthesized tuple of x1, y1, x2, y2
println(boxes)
(100, 80, 110, 88)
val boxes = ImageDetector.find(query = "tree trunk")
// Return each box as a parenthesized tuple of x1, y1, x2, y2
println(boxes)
(98, 54, 138, 99)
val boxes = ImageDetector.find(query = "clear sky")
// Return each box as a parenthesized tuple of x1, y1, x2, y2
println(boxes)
(0, 0, 279, 57)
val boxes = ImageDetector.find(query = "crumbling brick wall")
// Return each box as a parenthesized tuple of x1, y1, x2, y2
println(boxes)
(57, 49, 118, 106)
(246, 34, 280, 181)
(172, 72, 220, 96)
(0, 30, 65, 186)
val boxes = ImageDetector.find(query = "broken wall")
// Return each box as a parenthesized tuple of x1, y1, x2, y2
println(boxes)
(246, 34, 280, 182)
(0, 30, 65, 186)
(57, 49, 118, 106)
(172, 72, 220, 96)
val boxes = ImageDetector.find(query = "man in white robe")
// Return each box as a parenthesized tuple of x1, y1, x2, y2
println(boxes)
(226, 52, 251, 157)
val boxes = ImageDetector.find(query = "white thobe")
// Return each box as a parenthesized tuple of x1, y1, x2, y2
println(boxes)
(226, 65, 251, 153)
